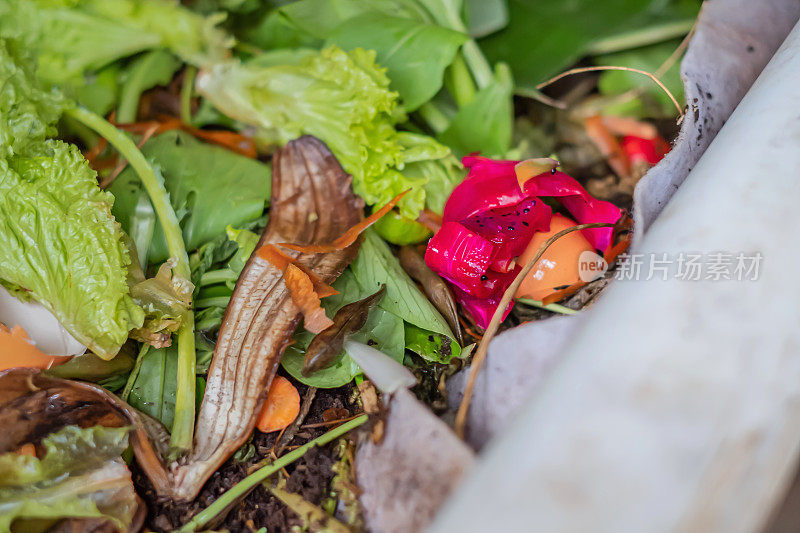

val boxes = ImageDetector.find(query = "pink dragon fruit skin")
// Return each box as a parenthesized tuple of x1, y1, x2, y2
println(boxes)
(426, 156, 623, 329)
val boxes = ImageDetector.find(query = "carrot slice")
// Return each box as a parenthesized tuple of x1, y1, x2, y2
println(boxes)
(0, 324, 70, 372)
(257, 244, 338, 298)
(284, 264, 334, 333)
(416, 208, 443, 233)
(15, 443, 36, 457)
(279, 189, 410, 254)
(256, 375, 301, 433)
(514, 158, 560, 190)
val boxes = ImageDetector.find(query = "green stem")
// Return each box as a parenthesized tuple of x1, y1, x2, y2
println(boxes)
(65, 105, 196, 457)
(446, 53, 476, 107)
(515, 298, 577, 316)
(180, 65, 197, 126)
(427, 2, 494, 90)
(121, 344, 150, 402)
(417, 102, 450, 134)
(177, 415, 369, 532)
(199, 269, 237, 287)
(587, 19, 695, 55)
(460, 42, 494, 89)
(195, 296, 231, 309)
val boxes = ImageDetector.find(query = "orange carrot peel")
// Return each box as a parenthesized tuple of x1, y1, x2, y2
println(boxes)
(256, 375, 301, 434)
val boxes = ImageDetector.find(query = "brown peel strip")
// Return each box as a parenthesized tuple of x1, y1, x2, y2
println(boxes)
(158, 135, 365, 501)
(257, 244, 338, 297)
(279, 189, 409, 254)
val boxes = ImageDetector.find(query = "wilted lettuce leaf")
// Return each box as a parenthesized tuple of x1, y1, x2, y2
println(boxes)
(0, 38, 145, 359)
(0, 0, 231, 85)
(0, 425, 138, 532)
(196, 45, 462, 217)
(111, 130, 270, 262)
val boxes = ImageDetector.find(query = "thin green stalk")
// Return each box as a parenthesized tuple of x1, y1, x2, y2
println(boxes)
(427, 1, 494, 89)
(587, 19, 695, 55)
(199, 269, 237, 287)
(446, 53, 476, 107)
(195, 296, 231, 309)
(516, 298, 577, 315)
(177, 415, 369, 533)
(417, 101, 450, 134)
(180, 65, 197, 125)
(121, 344, 150, 402)
(65, 105, 197, 457)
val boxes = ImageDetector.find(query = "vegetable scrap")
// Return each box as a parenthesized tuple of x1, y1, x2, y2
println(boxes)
(0, 324, 70, 372)
(256, 375, 302, 434)
(0, 0, 696, 529)
(425, 156, 622, 328)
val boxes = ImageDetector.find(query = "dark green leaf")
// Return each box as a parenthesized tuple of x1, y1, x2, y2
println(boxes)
(111, 130, 270, 262)
(439, 62, 513, 157)
(479, 0, 700, 91)
(327, 14, 467, 110)
(278, 0, 430, 39)
(463, 0, 508, 38)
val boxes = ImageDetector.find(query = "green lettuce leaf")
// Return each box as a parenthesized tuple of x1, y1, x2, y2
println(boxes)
(0, 39, 63, 158)
(111, 130, 270, 263)
(196, 45, 462, 217)
(0, 0, 231, 85)
(0, 38, 144, 359)
(0, 425, 138, 532)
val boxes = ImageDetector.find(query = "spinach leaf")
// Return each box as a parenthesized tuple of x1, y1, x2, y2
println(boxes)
(282, 269, 404, 388)
(327, 14, 467, 110)
(111, 130, 270, 262)
(463, 0, 508, 38)
(278, 0, 431, 39)
(351, 229, 455, 341)
(479, 0, 699, 91)
(439, 63, 513, 157)
(128, 344, 206, 430)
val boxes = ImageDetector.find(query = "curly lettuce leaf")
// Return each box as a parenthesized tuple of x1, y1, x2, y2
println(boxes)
(0, 39, 144, 359)
(0, 39, 63, 158)
(0, 0, 231, 85)
(0, 425, 138, 532)
(196, 45, 462, 217)
(0, 141, 144, 359)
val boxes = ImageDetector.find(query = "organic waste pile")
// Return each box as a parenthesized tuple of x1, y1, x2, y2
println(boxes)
(0, 0, 698, 531)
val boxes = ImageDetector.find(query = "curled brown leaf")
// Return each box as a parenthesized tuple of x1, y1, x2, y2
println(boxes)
(398, 246, 463, 345)
(302, 286, 386, 377)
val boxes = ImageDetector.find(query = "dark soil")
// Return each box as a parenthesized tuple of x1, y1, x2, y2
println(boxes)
(132, 378, 359, 532)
